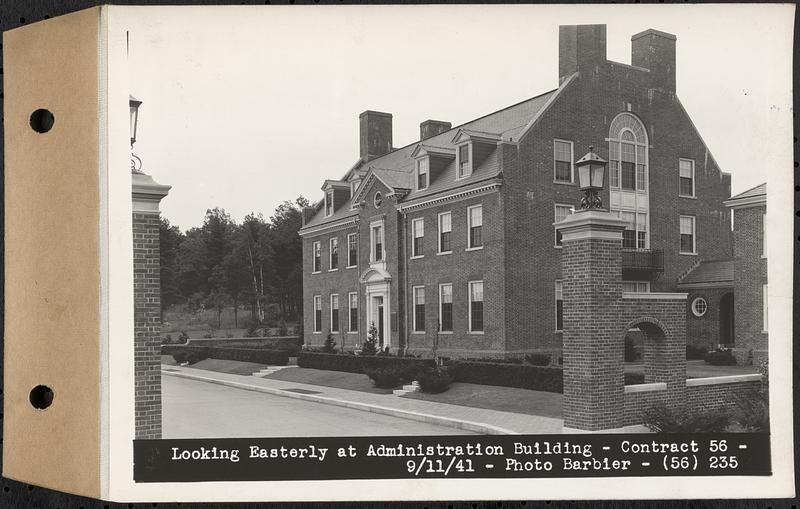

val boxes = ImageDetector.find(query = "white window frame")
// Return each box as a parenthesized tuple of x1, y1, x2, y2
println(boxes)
(457, 143, 472, 179)
(330, 294, 340, 333)
(412, 286, 425, 334)
(691, 296, 708, 317)
(554, 280, 564, 332)
(346, 233, 357, 268)
(466, 204, 483, 251)
(679, 158, 696, 198)
(328, 237, 338, 272)
(348, 292, 358, 334)
(622, 281, 651, 293)
(554, 203, 575, 247)
(324, 189, 334, 217)
(411, 218, 425, 258)
(553, 139, 574, 183)
(313, 295, 322, 333)
(416, 157, 429, 191)
(370, 219, 385, 262)
(679, 215, 697, 255)
(311, 241, 321, 273)
(468, 280, 484, 334)
(438, 283, 453, 333)
(762, 284, 768, 333)
(437, 211, 453, 255)
(350, 179, 361, 197)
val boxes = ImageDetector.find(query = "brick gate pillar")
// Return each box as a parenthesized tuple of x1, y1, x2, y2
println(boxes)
(132, 171, 170, 439)
(556, 209, 628, 431)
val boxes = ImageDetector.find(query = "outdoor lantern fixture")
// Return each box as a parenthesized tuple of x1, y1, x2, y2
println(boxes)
(129, 94, 143, 173)
(575, 145, 606, 210)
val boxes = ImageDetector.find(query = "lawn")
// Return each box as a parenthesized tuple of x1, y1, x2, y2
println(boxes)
(402, 383, 563, 418)
(162, 355, 270, 376)
(262, 367, 393, 395)
(624, 360, 759, 378)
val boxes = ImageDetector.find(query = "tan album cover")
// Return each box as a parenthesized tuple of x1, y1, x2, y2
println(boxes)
(3, 4, 795, 502)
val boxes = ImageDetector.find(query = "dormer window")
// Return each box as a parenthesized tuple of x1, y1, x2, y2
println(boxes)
(457, 144, 471, 179)
(350, 179, 361, 197)
(324, 189, 334, 217)
(416, 158, 429, 191)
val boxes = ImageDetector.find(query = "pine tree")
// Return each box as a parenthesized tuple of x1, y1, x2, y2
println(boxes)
(323, 333, 337, 353)
(361, 322, 379, 356)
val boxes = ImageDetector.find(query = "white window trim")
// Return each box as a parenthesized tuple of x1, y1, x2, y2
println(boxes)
(324, 190, 334, 218)
(438, 283, 453, 333)
(691, 297, 708, 317)
(438, 211, 453, 255)
(554, 279, 563, 333)
(553, 139, 574, 184)
(468, 280, 484, 334)
(416, 157, 430, 191)
(622, 281, 651, 293)
(347, 292, 358, 334)
(762, 284, 768, 333)
(412, 285, 425, 334)
(679, 215, 697, 255)
(328, 237, 339, 272)
(679, 158, 696, 198)
(370, 219, 385, 263)
(467, 204, 483, 251)
(330, 293, 340, 333)
(554, 203, 575, 248)
(456, 143, 472, 180)
(411, 217, 425, 258)
(311, 241, 321, 274)
(346, 233, 358, 268)
(313, 295, 322, 333)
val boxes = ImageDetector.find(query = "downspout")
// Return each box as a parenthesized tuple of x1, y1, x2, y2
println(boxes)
(400, 209, 409, 356)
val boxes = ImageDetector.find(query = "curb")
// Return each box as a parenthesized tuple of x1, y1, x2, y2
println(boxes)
(162, 369, 517, 435)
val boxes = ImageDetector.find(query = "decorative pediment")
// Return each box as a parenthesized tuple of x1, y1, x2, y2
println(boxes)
(451, 128, 502, 145)
(321, 179, 350, 192)
(359, 265, 392, 284)
(410, 144, 456, 159)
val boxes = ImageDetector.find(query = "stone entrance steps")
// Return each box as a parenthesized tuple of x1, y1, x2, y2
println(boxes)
(252, 365, 294, 377)
(392, 381, 420, 396)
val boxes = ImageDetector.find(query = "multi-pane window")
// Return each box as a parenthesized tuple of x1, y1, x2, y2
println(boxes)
(347, 233, 357, 267)
(330, 294, 340, 332)
(469, 281, 484, 333)
(468, 205, 483, 249)
(553, 140, 573, 182)
(679, 159, 695, 197)
(371, 223, 384, 262)
(312, 241, 321, 272)
(619, 211, 647, 249)
(329, 237, 338, 270)
(554, 204, 575, 246)
(620, 132, 636, 190)
(313, 295, 322, 332)
(439, 283, 453, 332)
(417, 158, 429, 190)
(413, 286, 425, 332)
(680, 215, 696, 254)
(622, 281, 650, 293)
(608, 113, 648, 192)
(458, 144, 470, 178)
(555, 280, 564, 332)
(412, 218, 424, 257)
(325, 190, 334, 217)
(348, 292, 358, 333)
(350, 179, 361, 197)
(438, 212, 452, 253)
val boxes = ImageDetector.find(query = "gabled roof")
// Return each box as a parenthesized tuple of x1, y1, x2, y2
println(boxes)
(300, 86, 559, 232)
(724, 183, 766, 209)
(677, 260, 734, 289)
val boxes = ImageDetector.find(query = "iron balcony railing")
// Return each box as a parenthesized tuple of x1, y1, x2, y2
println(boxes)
(621, 248, 664, 272)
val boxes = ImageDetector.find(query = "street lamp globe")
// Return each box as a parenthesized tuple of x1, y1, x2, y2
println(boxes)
(575, 146, 606, 210)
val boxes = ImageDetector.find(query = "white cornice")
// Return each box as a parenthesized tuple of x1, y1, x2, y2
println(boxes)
(298, 216, 358, 237)
(724, 195, 766, 209)
(398, 182, 501, 212)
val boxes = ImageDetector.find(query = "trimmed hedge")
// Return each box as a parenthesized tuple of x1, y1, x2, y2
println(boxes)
(704, 349, 737, 366)
(162, 345, 289, 366)
(184, 336, 302, 355)
(297, 351, 434, 374)
(446, 360, 563, 393)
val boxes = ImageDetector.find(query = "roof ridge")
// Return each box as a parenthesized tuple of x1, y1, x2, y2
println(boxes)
(728, 182, 766, 200)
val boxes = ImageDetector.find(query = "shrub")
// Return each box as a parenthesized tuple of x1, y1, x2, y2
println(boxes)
(525, 353, 551, 367)
(163, 334, 173, 344)
(624, 336, 640, 362)
(446, 360, 563, 393)
(162, 345, 288, 366)
(686, 344, 709, 360)
(178, 331, 190, 343)
(418, 367, 453, 394)
(202, 329, 214, 339)
(279, 321, 289, 336)
(704, 348, 737, 366)
(298, 351, 433, 374)
(323, 333, 338, 353)
(361, 323, 379, 355)
(165, 346, 210, 365)
(245, 323, 261, 338)
(643, 403, 731, 433)
(363, 367, 405, 389)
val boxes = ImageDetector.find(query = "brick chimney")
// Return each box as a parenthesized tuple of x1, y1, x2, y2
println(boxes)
(359, 110, 393, 162)
(419, 119, 452, 140)
(558, 24, 607, 83)
(631, 29, 677, 93)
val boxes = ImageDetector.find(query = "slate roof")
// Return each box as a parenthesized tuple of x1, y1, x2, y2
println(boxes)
(727, 183, 766, 202)
(300, 87, 558, 231)
(677, 260, 734, 288)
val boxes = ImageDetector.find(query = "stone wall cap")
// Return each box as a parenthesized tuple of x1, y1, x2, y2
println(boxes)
(132, 172, 171, 199)
(687, 374, 763, 386)
(554, 209, 629, 230)
(624, 382, 667, 393)
(622, 292, 688, 300)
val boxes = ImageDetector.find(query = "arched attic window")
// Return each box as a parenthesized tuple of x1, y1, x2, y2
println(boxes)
(608, 113, 648, 192)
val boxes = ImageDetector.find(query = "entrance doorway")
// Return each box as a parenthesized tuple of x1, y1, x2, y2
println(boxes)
(719, 292, 734, 346)
(373, 295, 385, 346)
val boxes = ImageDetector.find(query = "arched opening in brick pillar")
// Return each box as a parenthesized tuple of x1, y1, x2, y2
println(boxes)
(621, 317, 671, 385)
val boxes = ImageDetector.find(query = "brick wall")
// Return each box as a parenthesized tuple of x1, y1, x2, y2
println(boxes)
(133, 212, 162, 439)
(686, 378, 763, 413)
(623, 386, 668, 426)
(732, 205, 767, 364)
(684, 287, 733, 350)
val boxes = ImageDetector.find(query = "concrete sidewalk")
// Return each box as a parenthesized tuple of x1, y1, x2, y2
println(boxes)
(162, 365, 564, 435)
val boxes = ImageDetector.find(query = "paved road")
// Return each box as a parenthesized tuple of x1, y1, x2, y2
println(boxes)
(163, 375, 476, 438)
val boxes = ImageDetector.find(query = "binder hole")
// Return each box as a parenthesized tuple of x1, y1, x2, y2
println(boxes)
(30, 109, 55, 133)
(29, 385, 53, 410)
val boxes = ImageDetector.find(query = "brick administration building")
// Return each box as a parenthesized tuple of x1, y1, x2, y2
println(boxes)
(298, 24, 755, 361)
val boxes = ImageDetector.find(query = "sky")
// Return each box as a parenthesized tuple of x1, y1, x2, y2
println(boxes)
(122, 4, 794, 231)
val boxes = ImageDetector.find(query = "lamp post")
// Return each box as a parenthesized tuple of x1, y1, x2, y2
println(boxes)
(575, 145, 606, 210)
(130, 94, 143, 173)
